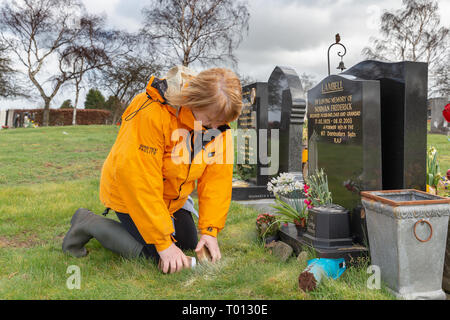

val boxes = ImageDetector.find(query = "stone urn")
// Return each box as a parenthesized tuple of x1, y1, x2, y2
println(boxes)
(278, 195, 307, 236)
(279, 194, 306, 210)
(361, 189, 450, 300)
(443, 221, 450, 293)
(294, 218, 307, 236)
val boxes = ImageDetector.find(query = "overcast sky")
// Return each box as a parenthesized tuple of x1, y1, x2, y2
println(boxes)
(1, 0, 449, 109)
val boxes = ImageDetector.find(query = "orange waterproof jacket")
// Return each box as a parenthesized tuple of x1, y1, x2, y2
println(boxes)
(99, 76, 234, 252)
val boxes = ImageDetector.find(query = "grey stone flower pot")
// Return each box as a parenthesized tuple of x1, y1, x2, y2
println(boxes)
(361, 189, 450, 300)
(279, 195, 306, 210)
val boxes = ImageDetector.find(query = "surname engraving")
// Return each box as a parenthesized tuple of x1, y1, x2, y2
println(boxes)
(321, 81, 344, 94)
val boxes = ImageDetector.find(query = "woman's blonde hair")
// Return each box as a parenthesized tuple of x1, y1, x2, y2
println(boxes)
(166, 68, 243, 124)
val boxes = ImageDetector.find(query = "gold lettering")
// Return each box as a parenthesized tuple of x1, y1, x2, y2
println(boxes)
(321, 81, 344, 94)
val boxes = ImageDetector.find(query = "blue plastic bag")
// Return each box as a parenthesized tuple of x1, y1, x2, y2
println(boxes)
(299, 258, 346, 291)
(307, 258, 346, 280)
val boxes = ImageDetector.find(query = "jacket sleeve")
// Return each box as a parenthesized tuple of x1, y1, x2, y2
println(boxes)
(115, 99, 174, 252)
(196, 129, 234, 237)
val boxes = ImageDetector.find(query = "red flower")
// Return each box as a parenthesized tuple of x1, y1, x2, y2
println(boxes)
(443, 103, 450, 122)
(304, 199, 313, 209)
(303, 184, 310, 193)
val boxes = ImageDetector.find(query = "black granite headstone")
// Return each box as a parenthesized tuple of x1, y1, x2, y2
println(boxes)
(341, 60, 428, 191)
(307, 74, 382, 244)
(232, 82, 273, 200)
(232, 66, 307, 200)
(268, 66, 306, 176)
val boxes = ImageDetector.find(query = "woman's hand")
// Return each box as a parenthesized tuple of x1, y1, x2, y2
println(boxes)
(195, 234, 221, 263)
(158, 243, 190, 274)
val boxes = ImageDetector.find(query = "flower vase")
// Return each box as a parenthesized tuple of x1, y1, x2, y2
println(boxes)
(294, 218, 307, 236)
(279, 195, 306, 209)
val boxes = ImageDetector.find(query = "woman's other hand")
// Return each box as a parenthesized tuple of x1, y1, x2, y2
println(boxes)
(195, 234, 221, 263)
(158, 243, 190, 274)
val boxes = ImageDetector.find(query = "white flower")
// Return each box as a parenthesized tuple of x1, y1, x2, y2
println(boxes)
(266, 172, 305, 196)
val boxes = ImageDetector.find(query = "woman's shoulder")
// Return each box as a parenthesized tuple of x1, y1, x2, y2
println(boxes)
(123, 93, 173, 123)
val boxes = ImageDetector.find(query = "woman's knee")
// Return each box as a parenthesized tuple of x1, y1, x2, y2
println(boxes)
(173, 209, 198, 250)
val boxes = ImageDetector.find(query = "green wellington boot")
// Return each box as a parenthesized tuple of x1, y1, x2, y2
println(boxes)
(62, 208, 144, 259)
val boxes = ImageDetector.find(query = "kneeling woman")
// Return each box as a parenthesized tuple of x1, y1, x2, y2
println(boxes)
(62, 67, 242, 273)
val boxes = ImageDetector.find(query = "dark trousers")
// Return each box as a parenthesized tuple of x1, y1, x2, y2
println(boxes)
(115, 209, 198, 262)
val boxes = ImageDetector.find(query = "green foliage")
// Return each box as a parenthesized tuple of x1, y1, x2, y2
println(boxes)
(104, 95, 120, 111)
(84, 88, 106, 110)
(60, 99, 73, 109)
(305, 168, 333, 206)
(271, 196, 307, 225)
(255, 213, 279, 239)
(236, 164, 256, 181)
(427, 146, 441, 188)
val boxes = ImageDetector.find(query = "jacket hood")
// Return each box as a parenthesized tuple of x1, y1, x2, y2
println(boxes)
(145, 65, 198, 105)
(143, 66, 229, 131)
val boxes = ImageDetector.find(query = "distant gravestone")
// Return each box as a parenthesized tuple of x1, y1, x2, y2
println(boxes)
(232, 82, 273, 200)
(429, 97, 449, 134)
(268, 66, 306, 176)
(232, 66, 307, 201)
(0, 110, 6, 127)
(307, 73, 382, 244)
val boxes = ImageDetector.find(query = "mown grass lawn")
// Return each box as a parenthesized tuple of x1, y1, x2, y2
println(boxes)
(1, 124, 446, 300)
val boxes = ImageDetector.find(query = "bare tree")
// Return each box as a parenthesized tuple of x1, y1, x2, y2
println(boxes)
(97, 50, 161, 124)
(362, 0, 449, 97)
(0, 0, 112, 126)
(0, 38, 25, 98)
(63, 19, 131, 125)
(299, 72, 316, 98)
(236, 72, 257, 88)
(141, 0, 250, 67)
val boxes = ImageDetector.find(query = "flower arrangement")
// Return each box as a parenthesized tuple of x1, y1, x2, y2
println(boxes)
(256, 213, 280, 239)
(427, 146, 441, 193)
(437, 175, 450, 197)
(271, 196, 308, 229)
(267, 172, 305, 198)
(304, 168, 333, 207)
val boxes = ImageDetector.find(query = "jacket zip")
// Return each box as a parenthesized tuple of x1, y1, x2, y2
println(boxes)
(173, 130, 195, 201)
(172, 128, 220, 201)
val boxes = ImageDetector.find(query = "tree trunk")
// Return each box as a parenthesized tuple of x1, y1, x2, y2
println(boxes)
(72, 107, 77, 125)
(43, 99, 51, 126)
(112, 105, 121, 125)
(112, 101, 126, 125)
(72, 83, 80, 125)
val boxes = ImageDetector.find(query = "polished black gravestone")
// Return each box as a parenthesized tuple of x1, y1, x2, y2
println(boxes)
(306, 74, 382, 245)
(342, 60, 428, 191)
(232, 82, 273, 200)
(232, 66, 307, 200)
(267, 66, 306, 176)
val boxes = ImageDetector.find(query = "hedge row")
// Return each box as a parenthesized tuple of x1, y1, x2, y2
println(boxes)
(13, 108, 112, 126)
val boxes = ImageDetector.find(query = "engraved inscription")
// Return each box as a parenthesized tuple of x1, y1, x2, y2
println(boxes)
(308, 94, 360, 144)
